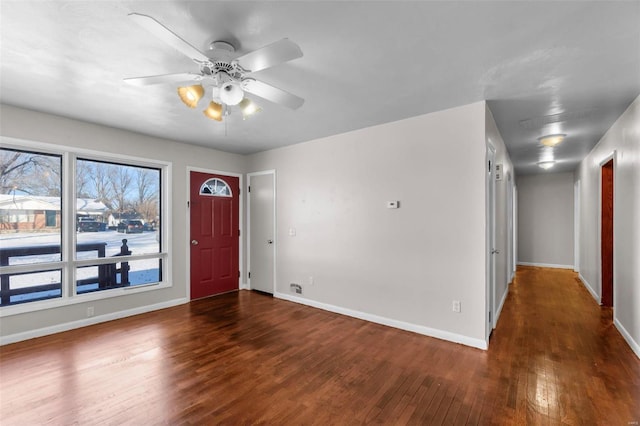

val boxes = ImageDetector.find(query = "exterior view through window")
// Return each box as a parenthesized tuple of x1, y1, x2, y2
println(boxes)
(0, 146, 165, 307)
(0, 148, 62, 305)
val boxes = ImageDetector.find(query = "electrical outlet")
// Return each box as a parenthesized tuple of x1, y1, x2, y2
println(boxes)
(452, 300, 461, 313)
(290, 283, 302, 294)
(87, 306, 94, 317)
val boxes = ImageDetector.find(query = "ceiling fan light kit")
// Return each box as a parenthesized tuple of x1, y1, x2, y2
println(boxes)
(177, 85, 205, 108)
(239, 98, 261, 118)
(125, 13, 304, 124)
(203, 101, 224, 121)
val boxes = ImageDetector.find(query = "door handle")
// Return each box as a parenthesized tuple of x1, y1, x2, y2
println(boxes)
(491, 249, 499, 254)
(191, 240, 199, 246)
(267, 239, 273, 245)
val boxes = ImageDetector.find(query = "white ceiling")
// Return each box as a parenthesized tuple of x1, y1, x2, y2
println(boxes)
(1, 1, 639, 174)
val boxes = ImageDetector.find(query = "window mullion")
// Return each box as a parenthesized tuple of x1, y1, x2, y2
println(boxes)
(62, 152, 75, 298)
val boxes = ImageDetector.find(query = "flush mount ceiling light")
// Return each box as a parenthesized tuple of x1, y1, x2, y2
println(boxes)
(538, 134, 566, 147)
(537, 161, 556, 170)
(124, 13, 304, 124)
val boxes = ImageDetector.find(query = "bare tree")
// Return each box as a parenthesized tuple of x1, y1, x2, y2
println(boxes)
(135, 169, 159, 221)
(75, 161, 92, 199)
(0, 149, 61, 196)
(85, 162, 115, 210)
(109, 165, 133, 213)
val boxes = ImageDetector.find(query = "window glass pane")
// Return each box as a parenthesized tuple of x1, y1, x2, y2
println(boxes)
(76, 259, 160, 293)
(76, 159, 160, 258)
(200, 178, 231, 197)
(1, 270, 62, 306)
(0, 149, 62, 265)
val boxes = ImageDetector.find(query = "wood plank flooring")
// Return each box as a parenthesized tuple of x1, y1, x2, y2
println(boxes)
(1, 266, 639, 425)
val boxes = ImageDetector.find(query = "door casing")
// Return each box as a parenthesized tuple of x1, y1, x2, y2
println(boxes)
(186, 167, 243, 301)
(486, 143, 497, 342)
(600, 156, 615, 307)
(247, 170, 276, 294)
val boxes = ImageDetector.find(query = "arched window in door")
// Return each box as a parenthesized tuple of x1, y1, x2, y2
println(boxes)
(200, 178, 232, 197)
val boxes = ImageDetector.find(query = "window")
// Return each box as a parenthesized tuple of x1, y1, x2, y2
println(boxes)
(200, 178, 231, 197)
(0, 148, 63, 305)
(0, 143, 169, 310)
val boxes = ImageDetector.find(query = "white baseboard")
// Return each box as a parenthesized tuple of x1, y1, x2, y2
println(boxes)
(517, 261, 574, 269)
(239, 282, 249, 290)
(274, 292, 488, 350)
(495, 287, 509, 325)
(1, 298, 188, 346)
(614, 317, 640, 360)
(578, 273, 600, 303)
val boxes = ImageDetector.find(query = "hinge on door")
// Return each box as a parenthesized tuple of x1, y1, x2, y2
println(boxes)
(248, 272, 251, 279)
(238, 271, 240, 278)
(238, 229, 241, 237)
(187, 201, 190, 208)
(489, 311, 492, 322)
(248, 186, 251, 193)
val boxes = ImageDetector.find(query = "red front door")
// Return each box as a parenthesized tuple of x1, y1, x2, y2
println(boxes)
(190, 171, 239, 299)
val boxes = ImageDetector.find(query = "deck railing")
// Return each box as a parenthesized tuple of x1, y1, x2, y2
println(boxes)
(0, 239, 131, 306)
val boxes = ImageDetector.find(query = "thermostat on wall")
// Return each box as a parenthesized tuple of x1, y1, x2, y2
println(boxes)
(386, 201, 400, 209)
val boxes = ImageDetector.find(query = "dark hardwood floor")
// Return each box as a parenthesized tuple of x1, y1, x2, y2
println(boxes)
(1, 266, 639, 425)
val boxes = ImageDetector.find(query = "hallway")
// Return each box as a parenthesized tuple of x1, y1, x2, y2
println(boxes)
(0, 267, 639, 424)
(489, 266, 640, 423)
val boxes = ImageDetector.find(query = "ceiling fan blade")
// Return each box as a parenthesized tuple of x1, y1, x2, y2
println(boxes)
(243, 79, 304, 110)
(236, 38, 303, 73)
(124, 73, 201, 86)
(129, 13, 209, 63)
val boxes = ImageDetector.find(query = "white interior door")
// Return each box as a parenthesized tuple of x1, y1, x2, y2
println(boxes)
(248, 171, 275, 294)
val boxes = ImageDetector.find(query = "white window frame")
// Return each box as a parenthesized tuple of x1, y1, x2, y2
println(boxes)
(0, 137, 172, 317)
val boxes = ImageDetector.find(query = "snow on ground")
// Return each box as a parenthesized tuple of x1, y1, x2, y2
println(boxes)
(1, 230, 161, 296)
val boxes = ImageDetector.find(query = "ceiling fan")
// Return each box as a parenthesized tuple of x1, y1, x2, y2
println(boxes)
(124, 13, 304, 122)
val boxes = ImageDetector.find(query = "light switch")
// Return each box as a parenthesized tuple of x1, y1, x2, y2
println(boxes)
(386, 201, 399, 209)
(289, 228, 296, 236)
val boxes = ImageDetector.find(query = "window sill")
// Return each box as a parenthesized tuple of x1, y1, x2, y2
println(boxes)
(0, 280, 173, 318)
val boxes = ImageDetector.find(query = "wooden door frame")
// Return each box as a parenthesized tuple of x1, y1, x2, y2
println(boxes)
(185, 167, 243, 301)
(598, 153, 615, 307)
(247, 170, 277, 294)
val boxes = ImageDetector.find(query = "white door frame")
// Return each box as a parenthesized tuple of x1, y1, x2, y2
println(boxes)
(574, 180, 581, 273)
(185, 167, 244, 301)
(247, 170, 276, 294)
(485, 143, 497, 342)
(507, 172, 514, 283)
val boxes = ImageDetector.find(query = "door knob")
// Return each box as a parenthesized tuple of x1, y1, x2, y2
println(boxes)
(191, 240, 199, 245)
(267, 239, 273, 244)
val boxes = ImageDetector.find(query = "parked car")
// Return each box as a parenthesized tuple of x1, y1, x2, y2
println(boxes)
(77, 219, 101, 232)
(117, 219, 144, 234)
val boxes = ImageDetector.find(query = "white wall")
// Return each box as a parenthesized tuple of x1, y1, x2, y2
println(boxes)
(485, 105, 515, 324)
(575, 94, 640, 358)
(248, 102, 490, 348)
(517, 172, 574, 268)
(0, 105, 246, 341)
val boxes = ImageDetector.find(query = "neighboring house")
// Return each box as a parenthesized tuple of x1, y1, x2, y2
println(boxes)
(107, 212, 143, 228)
(0, 194, 107, 231)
